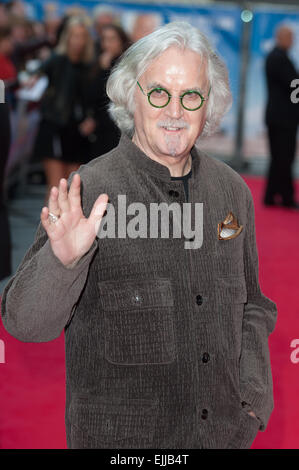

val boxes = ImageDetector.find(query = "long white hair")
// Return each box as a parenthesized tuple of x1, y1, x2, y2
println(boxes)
(106, 21, 232, 138)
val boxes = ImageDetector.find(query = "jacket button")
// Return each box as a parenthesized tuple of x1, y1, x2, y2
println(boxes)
(201, 409, 208, 419)
(196, 294, 203, 305)
(202, 352, 210, 363)
(169, 189, 179, 197)
(132, 293, 143, 304)
(185, 235, 195, 242)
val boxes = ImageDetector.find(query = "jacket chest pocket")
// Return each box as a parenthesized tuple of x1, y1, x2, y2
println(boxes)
(98, 278, 176, 365)
(216, 223, 246, 278)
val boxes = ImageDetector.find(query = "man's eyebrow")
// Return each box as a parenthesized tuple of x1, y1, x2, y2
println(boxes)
(146, 81, 165, 90)
(146, 82, 204, 94)
(181, 86, 204, 94)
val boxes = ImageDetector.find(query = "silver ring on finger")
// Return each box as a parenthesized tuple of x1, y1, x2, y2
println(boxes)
(48, 211, 60, 224)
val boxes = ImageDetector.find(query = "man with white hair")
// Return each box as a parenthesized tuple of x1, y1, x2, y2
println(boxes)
(1, 22, 277, 449)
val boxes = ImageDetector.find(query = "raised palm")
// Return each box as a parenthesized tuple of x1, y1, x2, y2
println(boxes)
(41, 174, 108, 267)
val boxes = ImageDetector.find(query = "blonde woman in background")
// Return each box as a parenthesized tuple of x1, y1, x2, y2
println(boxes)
(32, 16, 96, 203)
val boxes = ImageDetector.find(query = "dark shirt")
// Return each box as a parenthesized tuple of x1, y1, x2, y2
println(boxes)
(170, 167, 192, 201)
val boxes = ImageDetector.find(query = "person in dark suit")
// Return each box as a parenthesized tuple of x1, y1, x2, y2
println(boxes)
(264, 25, 299, 209)
(0, 102, 12, 282)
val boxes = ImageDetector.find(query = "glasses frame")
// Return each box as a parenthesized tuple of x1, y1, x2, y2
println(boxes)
(137, 80, 211, 111)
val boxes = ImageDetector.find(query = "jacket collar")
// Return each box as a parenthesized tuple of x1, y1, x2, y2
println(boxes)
(117, 132, 202, 183)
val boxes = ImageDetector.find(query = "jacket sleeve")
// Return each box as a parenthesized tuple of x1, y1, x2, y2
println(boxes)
(0, 168, 99, 343)
(227, 188, 278, 448)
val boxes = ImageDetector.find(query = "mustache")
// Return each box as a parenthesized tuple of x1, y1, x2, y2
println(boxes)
(157, 120, 190, 129)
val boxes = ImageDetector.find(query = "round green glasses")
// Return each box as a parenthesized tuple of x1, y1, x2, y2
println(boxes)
(137, 81, 211, 111)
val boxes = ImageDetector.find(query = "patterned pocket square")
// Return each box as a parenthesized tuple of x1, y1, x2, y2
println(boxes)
(217, 211, 243, 240)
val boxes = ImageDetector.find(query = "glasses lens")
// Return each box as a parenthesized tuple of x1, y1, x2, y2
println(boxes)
(182, 91, 203, 110)
(148, 88, 169, 107)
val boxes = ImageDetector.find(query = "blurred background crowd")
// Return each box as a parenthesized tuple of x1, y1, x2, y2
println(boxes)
(0, 0, 133, 200)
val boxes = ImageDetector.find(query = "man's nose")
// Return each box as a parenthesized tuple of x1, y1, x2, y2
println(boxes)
(165, 96, 183, 119)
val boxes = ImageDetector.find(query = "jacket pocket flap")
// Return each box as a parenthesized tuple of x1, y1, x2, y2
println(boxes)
(69, 395, 159, 442)
(98, 278, 174, 311)
(216, 274, 247, 304)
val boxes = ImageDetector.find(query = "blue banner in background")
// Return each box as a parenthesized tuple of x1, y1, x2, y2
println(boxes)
(244, 6, 299, 160)
(19, 0, 242, 157)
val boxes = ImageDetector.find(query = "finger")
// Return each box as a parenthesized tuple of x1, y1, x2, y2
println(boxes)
(91, 193, 109, 219)
(89, 193, 109, 236)
(68, 173, 82, 211)
(57, 178, 70, 213)
(48, 185, 60, 216)
(40, 206, 56, 235)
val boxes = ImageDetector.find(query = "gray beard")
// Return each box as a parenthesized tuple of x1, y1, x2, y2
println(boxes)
(164, 132, 182, 157)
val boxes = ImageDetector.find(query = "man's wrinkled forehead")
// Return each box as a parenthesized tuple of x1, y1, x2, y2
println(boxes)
(141, 47, 208, 88)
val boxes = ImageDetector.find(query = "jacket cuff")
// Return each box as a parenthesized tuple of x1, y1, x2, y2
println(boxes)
(226, 408, 260, 449)
(37, 239, 98, 282)
(240, 383, 273, 431)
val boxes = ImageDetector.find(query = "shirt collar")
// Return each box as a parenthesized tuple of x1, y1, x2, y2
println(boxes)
(117, 132, 201, 183)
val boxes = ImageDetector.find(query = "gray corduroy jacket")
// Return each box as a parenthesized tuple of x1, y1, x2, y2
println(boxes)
(1, 132, 278, 449)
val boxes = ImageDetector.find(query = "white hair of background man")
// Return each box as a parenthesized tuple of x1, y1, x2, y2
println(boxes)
(106, 21, 232, 138)
(92, 5, 119, 21)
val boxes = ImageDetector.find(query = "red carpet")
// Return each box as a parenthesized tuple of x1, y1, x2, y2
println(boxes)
(0, 175, 299, 449)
